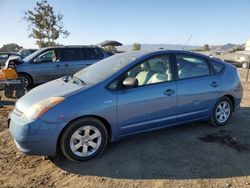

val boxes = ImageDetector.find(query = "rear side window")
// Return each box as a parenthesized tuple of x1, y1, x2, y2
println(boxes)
(84, 48, 103, 59)
(176, 54, 210, 79)
(61, 49, 85, 61)
(211, 60, 224, 74)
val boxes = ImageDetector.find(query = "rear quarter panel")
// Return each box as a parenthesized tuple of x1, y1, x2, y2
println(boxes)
(218, 63, 243, 109)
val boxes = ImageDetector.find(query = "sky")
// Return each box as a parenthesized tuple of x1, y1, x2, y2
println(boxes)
(0, 0, 250, 48)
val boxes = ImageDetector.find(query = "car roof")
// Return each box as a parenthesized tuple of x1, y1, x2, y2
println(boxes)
(20, 49, 37, 51)
(40, 45, 99, 50)
(116, 50, 215, 60)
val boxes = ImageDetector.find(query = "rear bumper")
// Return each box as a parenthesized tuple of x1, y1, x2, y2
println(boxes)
(9, 113, 65, 156)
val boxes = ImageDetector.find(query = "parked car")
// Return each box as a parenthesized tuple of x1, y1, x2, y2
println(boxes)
(234, 54, 249, 69)
(12, 45, 110, 87)
(9, 50, 243, 161)
(18, 49, 37, 59)
(0, 52, 21, 67)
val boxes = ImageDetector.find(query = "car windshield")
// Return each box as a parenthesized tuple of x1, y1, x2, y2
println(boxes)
(74, 51, 146, 85)
(23, 48, 44, 62)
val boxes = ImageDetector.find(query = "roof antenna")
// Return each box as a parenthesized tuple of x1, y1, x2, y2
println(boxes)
(182, 35, 192, 50)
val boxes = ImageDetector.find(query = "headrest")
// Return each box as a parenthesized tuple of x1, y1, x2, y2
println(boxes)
(154, 61, 165, 74)
(141, 62, 150, 71)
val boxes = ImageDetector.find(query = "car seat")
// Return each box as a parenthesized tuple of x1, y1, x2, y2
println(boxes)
(147, 62, 168, 84)
(135, 62, 151, 85)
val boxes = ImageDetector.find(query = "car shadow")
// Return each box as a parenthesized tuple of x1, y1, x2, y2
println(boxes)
(51, 107, 250, 180)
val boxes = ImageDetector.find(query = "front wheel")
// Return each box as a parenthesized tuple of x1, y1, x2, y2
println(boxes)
(209, 97, 233, 127)
(19, 74, 32, 88)
(60, 117, 108, 161)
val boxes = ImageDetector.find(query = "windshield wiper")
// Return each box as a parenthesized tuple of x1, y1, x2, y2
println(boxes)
(72, 76, 86, 86)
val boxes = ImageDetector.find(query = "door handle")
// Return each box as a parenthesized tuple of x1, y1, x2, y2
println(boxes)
(56, 64, 60, 68)
(211, 81, 219, 88)
(65, 64, 69, 67)
(164, 89, 175, 96)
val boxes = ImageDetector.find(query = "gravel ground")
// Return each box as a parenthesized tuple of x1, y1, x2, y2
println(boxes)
(0, 68, 249, 188)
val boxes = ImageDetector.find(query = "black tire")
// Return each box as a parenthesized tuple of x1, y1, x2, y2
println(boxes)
(4, 89, 14, 98)
(19, 74, 32, 88)
(209, 96, 233, 127)
(60, 117, 108, 162)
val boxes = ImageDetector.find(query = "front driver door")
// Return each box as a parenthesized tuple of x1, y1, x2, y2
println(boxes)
(29, 49, 63, 83)
(115, 54, 177, 137)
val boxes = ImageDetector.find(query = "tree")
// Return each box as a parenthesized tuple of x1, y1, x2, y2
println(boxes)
(203, 44, 210, 51)
(0, 43, 23, 52)
(23, 0, 69, 48)
(132, 43, 141, 51)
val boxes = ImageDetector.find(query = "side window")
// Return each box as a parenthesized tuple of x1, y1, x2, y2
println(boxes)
(84, 48, 102, 59)
(114, 55, 172, 88)
(176, 54, 210, 79)
(0, 54, 8, 59)
(34, 50, 58, 63)
(211, 60, 224, 74)
(61, 49, 84, 61)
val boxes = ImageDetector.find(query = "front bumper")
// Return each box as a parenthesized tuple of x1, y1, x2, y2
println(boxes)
(9, 112, 65, 156)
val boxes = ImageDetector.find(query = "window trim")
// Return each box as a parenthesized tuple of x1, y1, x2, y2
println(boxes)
(106, 53, 176, 91)
(174, 53, 213, 81)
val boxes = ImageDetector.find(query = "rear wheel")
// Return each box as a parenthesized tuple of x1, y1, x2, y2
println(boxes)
(209, 97, 233, 127)
(60, 117, 108, 161)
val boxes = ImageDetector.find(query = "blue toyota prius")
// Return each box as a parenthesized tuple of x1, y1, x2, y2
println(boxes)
(9, 50, 243, 161)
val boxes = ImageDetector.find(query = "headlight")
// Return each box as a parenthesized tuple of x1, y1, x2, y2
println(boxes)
(22, 97, 65, 121)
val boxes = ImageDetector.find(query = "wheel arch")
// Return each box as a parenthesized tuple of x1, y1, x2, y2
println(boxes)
(18, 72, 33, 85)
(222, 94, 235, 111)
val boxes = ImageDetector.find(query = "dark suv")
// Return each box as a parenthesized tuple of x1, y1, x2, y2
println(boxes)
(14, 45, 110, 87)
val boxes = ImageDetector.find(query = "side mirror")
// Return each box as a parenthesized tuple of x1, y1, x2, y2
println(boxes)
(122, 77, 138, 88)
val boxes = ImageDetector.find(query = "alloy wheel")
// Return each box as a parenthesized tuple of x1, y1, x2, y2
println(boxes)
(215, 101, 231, 123)
(69, 125, 102, 157)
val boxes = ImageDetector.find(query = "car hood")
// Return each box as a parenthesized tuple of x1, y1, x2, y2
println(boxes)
(15, 78, 84, 113)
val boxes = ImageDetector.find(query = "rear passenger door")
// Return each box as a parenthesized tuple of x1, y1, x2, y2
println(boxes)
(175, 53, 221, 122)
(83, 47, 104, 66)
(59, 48, 83, 76)
(59, 48, 104, 76)
(29, 49, 63, 83)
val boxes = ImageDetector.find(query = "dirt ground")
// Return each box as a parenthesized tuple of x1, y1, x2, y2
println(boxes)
(0, 68, 250, 188)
